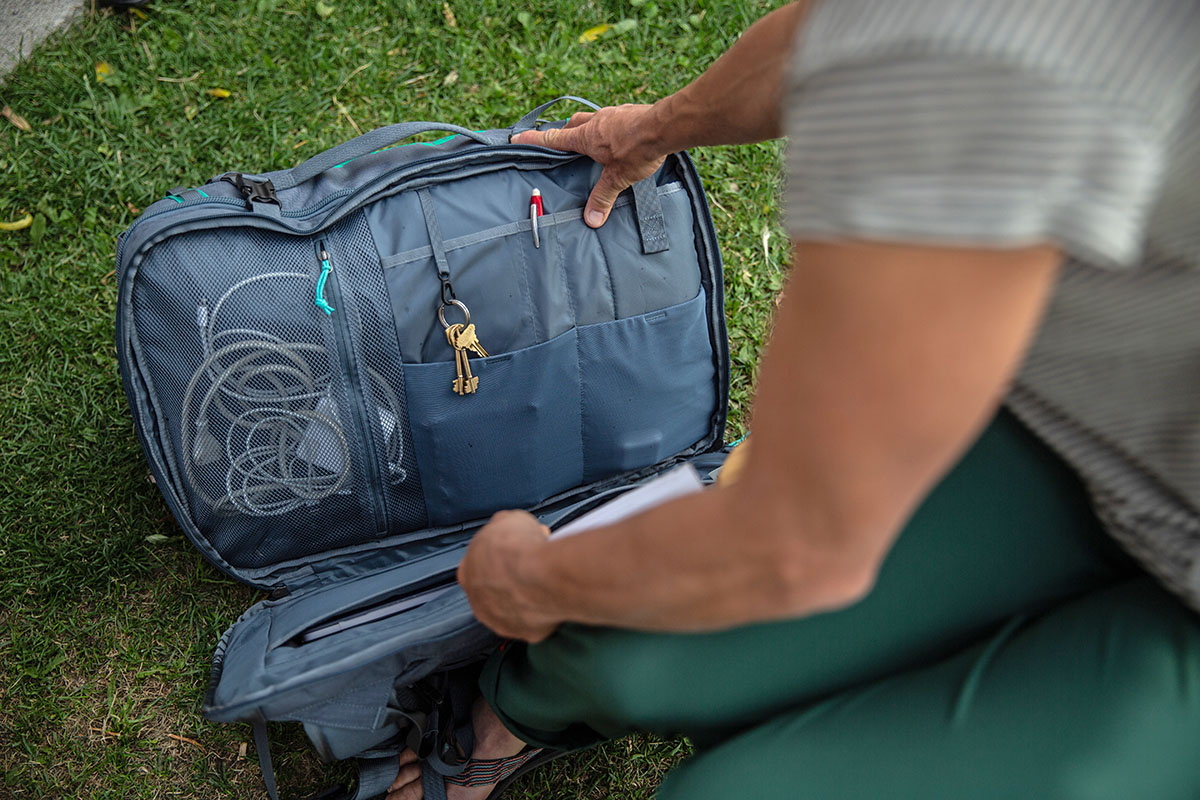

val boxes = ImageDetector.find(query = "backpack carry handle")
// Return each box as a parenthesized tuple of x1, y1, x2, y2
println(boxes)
(270, 122, 508, 191)
(272, 98, 603, 191)
(509, 95, 603, 137)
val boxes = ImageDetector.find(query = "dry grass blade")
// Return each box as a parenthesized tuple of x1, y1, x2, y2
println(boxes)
(156, 70, 203, 83)
(88, 726, 121, 739)
(166, 733, 205, 748)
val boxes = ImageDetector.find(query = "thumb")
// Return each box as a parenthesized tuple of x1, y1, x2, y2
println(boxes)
(584, 169, 627, 228)
(510, 125, 584, 154)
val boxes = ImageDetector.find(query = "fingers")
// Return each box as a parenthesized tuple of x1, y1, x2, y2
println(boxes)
(585, 169, 628, 228)
(510, 125, 585, 154)
(564, 111, 595, 129)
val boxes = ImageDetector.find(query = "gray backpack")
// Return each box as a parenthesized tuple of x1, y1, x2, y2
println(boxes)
(116, 96, 729, 799)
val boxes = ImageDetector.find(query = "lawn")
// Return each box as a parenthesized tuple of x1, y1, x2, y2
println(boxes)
(0, 1, 788, 797)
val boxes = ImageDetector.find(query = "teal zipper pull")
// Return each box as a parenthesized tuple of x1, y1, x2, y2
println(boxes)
(316, 249, 336, 315)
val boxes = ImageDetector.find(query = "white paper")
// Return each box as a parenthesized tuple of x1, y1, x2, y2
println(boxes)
(551, 464, 705, 539)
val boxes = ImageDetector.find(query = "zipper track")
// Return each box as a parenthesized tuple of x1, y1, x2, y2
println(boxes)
(119, 146, 576, 265)
(316, 239, 389, 536)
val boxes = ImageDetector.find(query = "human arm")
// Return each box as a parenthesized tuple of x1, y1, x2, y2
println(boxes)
(458, 239, 1061, 641)
(510, 1, 813, 226)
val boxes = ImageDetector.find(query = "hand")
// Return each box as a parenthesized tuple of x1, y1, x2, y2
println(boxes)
(510, 103, 667, 228)
(458, 510, 561, 643)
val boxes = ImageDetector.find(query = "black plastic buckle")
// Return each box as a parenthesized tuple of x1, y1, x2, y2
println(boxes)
(224, 173, 280, 209)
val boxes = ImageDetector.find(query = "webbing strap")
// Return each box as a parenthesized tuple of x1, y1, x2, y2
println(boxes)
(252, 720, 280, 800)
(422, 674, 476, 778)
(416, 188, 453, 297)
(508, 95, 602, 137)
(421, 762, 450, 800)
(349, 755, 401, 800)
(631, 177, 670, 254)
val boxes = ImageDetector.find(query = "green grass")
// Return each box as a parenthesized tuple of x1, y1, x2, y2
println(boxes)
(0, 1, 787, 797)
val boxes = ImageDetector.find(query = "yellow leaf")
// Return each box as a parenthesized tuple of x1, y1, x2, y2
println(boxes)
(207, 88, 232, 98)
(0, 213, 33, 232)
(1, 106, 31, 132)
(578, 23, 611, 43)
(442, 2, 456, 27)
(95, 61, 112, 82)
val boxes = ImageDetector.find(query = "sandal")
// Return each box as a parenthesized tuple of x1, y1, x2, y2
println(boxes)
(421, 747, 566, 800)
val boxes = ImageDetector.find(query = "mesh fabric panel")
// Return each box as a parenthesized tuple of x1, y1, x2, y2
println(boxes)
(130, 219, 425, 570)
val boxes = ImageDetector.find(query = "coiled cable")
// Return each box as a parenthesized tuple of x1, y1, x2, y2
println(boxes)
(179, 271, 406, 517)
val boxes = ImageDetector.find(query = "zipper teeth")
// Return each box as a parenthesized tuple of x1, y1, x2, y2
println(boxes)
(318, 240, 389, 536)
(129, 147, 573, 229)
(119, 147, 574, 266)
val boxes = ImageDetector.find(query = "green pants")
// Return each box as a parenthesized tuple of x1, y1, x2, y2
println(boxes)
(481, 411, 1200, 798)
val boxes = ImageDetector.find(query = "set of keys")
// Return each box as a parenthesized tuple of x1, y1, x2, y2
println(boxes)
(432, 188, 545, 395)
(439, 299, 488, 396)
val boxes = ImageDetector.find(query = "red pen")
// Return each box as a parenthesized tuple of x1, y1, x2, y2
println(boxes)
(530, 188, 544, 248)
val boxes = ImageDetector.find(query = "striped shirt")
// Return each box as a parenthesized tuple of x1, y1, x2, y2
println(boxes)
(782, 0, 1200, 610)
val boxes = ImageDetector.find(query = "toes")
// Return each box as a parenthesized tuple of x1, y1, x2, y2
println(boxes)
(397, 748, 419, 767)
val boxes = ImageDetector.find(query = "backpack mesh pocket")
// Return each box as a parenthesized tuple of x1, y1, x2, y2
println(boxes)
(131, 220, 425, 569)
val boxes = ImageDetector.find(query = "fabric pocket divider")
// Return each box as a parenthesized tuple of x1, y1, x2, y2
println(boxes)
(578, 290, 716, 481)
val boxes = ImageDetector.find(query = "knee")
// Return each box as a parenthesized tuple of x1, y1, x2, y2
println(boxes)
(1042, 587, 1200, 798)
(532, 625, 685, 732)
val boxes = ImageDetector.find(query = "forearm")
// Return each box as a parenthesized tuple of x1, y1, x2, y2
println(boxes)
(519, 478, 863, 632)
(507, 241, 1060, 633)
(644, 1, 814, 154)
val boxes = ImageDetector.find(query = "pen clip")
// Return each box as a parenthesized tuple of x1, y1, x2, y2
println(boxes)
(529, 188, 544, 249)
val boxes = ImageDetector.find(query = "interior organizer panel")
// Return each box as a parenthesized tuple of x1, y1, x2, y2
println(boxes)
(377, 169, 714, 530)
(376, 178, 700, 360)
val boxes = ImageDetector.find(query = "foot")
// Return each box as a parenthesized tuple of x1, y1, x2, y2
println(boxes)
(386, 695, 527, 800)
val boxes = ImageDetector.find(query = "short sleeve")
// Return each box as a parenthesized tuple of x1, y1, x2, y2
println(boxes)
(781, 0, 1184, 269)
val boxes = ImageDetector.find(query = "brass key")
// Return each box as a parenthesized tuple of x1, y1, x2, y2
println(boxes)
(452, 322, 489, 359)
(445, 324, 480, 395)
(439, 300, 488, 396)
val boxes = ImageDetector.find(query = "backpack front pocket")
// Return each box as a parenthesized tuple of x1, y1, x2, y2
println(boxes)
(402, 328, 584, 526)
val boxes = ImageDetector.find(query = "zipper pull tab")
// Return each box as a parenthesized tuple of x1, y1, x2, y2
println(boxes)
(196, 298, 212, 359)
(316, 249, 336, 315)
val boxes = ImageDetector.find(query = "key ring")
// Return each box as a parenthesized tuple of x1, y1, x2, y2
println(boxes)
(438, 298, 471, 329)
